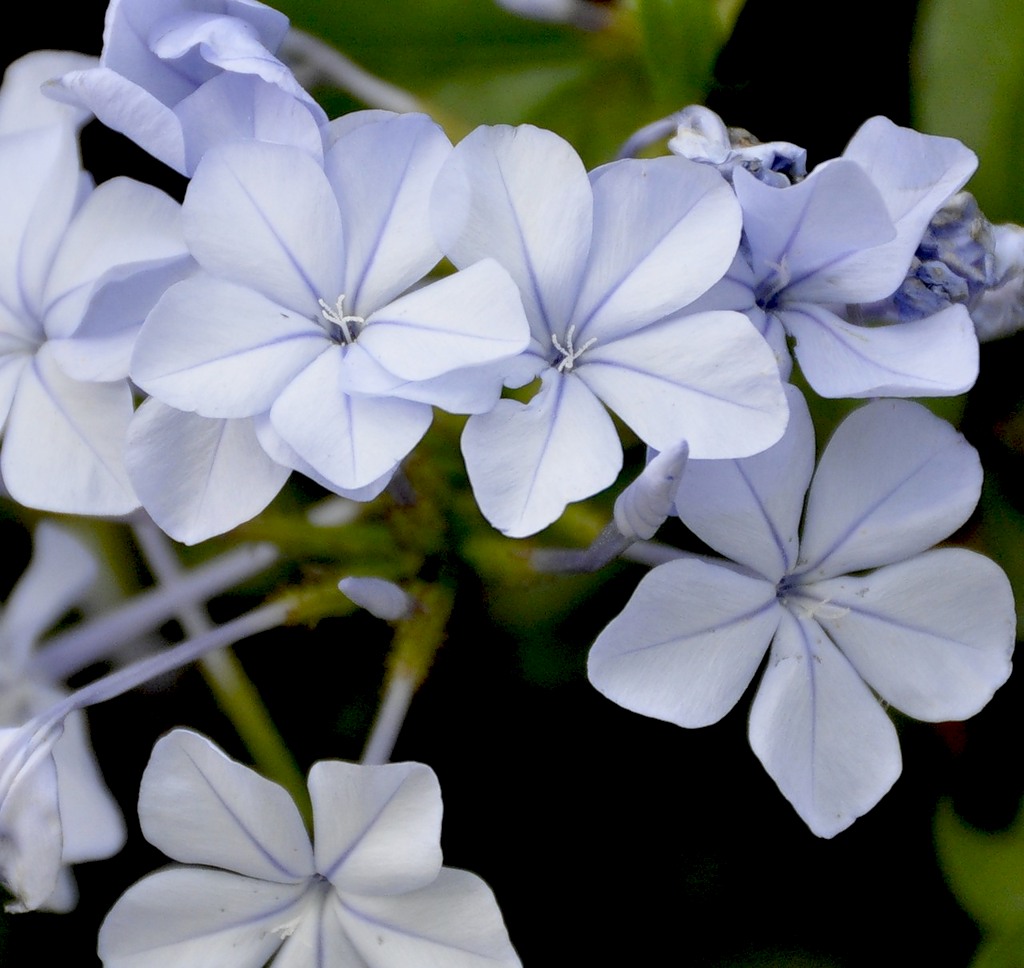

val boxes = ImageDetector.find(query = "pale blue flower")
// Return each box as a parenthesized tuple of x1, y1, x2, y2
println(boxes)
(99, 729, 521, 967)
(53, 0, 325, 174)
(589, 386, 1015, 837)
(432, 123, 788, 537)
(133, 112, 530, 497)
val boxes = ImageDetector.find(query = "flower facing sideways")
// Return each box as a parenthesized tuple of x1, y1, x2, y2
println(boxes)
(99, 729, 521, 967)
(588, 387, 1015, 837)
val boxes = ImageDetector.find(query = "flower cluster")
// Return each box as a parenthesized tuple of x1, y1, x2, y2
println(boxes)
(0, 0, 1018, 962)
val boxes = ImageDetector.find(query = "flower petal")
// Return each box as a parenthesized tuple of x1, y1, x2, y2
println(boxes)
(796, 399, 982, 579)
(359, 260, 529, 382)
(184, 141, 343, 310)
(578, 309, 788, 458)
(572, 156, 740, 341)
(270, 351, 433, 492)
(734, 161, 901, 305)
(139, 729, 313, 883)
(431, 124, 592, 343)
(842, 116, 977, 273)
(748, 608, 902, 838)
(461, 370, 621, 537)
(336, 868, 521, 968)
(2, 344, 138, 515)
(675, 384, 813, 582)
(327, 112, 450, 315)
(804, 549, 1014, 721)
(588, 556, 780, 727)
(310, 761, 442, 896)
(125, 401, 290, 545)
(98, 866, 307, 968)
(132, 274, 328, 418)
(0, 51, 97, 135)
(784, 302, 978, 399)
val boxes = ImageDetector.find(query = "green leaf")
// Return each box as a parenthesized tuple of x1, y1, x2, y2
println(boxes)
(635, 0, 746, 109)
(936, 797, 1024, 933)
(913, 0, 1024, 222)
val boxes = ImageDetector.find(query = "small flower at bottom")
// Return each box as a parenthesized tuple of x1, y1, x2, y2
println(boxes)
(98, 729, 521, 967)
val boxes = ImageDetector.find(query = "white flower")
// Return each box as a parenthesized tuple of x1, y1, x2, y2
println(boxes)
(99, 729, 521, 967)
(588, 386, 1015, 836)
(0, 524, 124, 912)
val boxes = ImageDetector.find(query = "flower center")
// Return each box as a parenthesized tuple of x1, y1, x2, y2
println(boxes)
(318, 295, 365, 345)
(551, 324, 597, 372)
(755, 256, 791, 312)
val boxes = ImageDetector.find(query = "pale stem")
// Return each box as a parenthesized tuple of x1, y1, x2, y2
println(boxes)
(32, 542, 279, 681)
(280, 28, 426, 115)
(361, 670, 417, 766)
(37, 601, 290, 725)
(131, 517, 308, 815)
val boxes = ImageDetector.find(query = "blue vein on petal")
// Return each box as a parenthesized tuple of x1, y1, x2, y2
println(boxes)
(496, 157, 555, 337)
(611, 595, 778, 657)
(792, 443, 957, 579)
(784, 305, 948, 385)
(583, 356, 774, 411)
(221, 160, 326, 303)
(573, 189, 705, 341)
(317, 776, 410, 883)
(736, 460, 791, 576)
(174, 745, 310, 881)
(343, 128, 421, 314)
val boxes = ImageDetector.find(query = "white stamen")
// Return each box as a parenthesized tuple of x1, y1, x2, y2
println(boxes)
(551, 324, 597, 372)
(318, 295, 364, 344)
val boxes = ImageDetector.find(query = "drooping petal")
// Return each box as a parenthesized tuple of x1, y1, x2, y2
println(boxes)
(571, 156, 740, 342)
(578, 309, 788, 458)
(0, 523, 96, 671)
(270, 351, 433, 492)
(804, 549, 1014, 722)
(125, 401, 290, 545)
(431, 124, 592, 342)
(358, 260, 529, 382)
(796, 399, 982, 580)
(588, 556, 780, 727)
(842, 116, 977, 273)
(675, 384, 813, 582)
(748, 608, 902, 839)
(139, 729, 314, 883)
(784, 302, 978, 399)
(42, 177, 187, 340)
(132, 274, 328, 418)
(327, 113, 450, 315)
(2, 344, 138, 515)
(183, 141, 343, 310)
(310, 761, 442, 897)
(734, 161, 901, 305)
(336, 868, 522, 968)
(53, 66, 187, 173)
(461, 370, 621, 537)
(97, 866, 308, 968)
